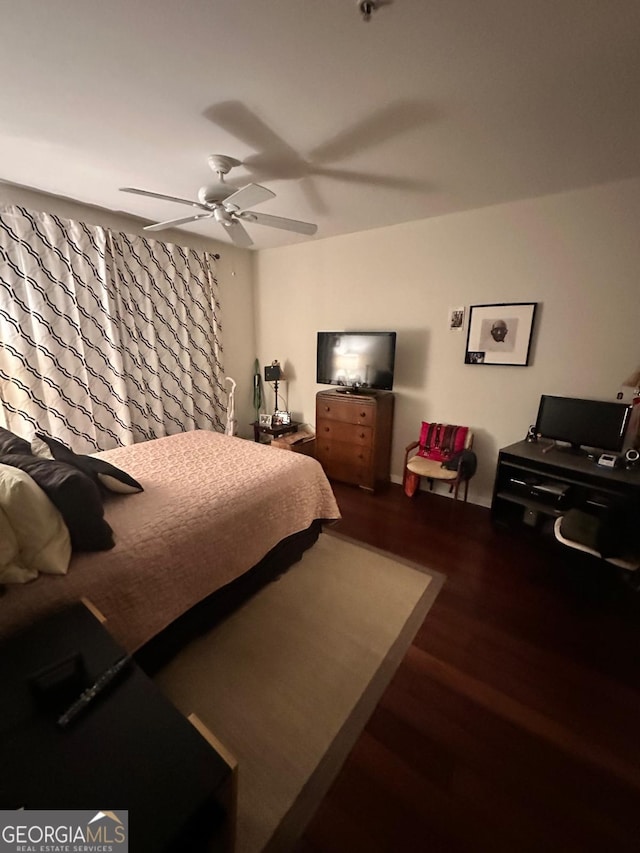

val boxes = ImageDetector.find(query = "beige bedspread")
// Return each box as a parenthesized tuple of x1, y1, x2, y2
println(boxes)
(0, 430, 340, 651)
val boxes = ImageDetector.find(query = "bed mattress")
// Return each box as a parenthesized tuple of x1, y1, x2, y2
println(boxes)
(0, 430, 340, 651)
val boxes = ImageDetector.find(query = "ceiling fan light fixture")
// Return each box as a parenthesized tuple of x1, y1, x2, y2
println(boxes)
(213, 206, 232, 225)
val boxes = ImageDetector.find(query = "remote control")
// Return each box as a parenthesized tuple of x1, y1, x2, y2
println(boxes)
(57, 655, 132, 728)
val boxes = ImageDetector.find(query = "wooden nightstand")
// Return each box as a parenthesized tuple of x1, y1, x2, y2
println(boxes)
(252, 419, 300, 443)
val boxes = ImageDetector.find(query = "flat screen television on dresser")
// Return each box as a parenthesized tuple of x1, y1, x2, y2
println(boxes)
(535, 395, 632, 454)
(317, 331, 397, 393)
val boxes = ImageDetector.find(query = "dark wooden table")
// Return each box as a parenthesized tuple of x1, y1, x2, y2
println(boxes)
(0, 602, 233, 852)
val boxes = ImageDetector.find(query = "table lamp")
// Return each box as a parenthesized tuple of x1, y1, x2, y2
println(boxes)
(264, 361, 283, 412)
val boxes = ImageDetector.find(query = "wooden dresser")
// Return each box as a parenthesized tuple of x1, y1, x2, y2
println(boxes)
(315, 389, 394, 491)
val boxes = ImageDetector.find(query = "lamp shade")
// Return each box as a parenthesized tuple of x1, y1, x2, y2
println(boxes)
(264, 362, 282, 382)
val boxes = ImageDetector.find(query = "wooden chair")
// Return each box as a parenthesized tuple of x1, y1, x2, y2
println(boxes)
(403, 422, 475, 502)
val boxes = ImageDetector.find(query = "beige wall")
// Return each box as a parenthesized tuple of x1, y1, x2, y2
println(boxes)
(254, 177, 640, 506)
(3, 177, 640, 505)
(0, 182, 257, 437)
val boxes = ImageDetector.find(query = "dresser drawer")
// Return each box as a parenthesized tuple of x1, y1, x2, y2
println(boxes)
(317, 442, 372, 487)
(316, 438, 371, 469)
(316, 398, 374, 426)
(316, 419, 372, 446)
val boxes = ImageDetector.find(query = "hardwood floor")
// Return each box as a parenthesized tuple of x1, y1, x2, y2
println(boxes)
(294, 481, 640, 853)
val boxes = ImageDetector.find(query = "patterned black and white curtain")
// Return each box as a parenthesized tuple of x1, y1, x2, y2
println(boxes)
(0, 205, 226, 452)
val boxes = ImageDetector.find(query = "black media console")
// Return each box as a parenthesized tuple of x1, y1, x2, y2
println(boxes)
(491, 440, 640, 533)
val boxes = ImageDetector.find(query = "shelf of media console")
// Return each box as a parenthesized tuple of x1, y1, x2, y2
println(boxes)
(496, 459, 634, 499)
(494, 490, 565, 518)
(496, 458, 640, 497)
(491, 440, 640, 528)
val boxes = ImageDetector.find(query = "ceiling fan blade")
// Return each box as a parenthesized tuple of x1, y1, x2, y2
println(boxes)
(240, 210, 317, 236)
(120, 187, 209, 211)
(204, 101, 301, 163)
(224, 218, 254, 248)
(310, 166, 429, 192)
(143, 213, 214, 232)
(223, 183, 275, 212)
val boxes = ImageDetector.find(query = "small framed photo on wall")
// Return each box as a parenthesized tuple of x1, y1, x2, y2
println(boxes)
(448, 307, 465, 331)
(465, 302, 537, 366)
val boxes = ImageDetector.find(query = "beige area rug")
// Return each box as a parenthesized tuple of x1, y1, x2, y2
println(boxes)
(154, 532, 444, 853)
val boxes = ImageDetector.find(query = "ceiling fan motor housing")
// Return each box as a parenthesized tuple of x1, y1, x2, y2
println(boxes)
(198, 184, 231, 205)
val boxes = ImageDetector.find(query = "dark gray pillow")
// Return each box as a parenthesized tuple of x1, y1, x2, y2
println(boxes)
(0, 427, 32, 456)
(33, 434, 143, 495)
(0, 453, 114, 552)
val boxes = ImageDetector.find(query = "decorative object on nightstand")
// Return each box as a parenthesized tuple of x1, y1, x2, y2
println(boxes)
(253, 418, 300, 444)
(272, 410, 291, 426)
(253, 358, 263, 422)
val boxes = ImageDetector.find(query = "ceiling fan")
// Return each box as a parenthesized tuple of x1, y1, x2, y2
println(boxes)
(120, 154, 317, 248)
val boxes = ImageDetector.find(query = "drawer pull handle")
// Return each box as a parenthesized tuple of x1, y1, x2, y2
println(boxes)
(360, 432, 365, 438)
(324, 426, 330, 432)
(360, 412, 366, 418)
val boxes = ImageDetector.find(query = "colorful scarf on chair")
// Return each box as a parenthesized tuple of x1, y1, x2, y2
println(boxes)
(417, 422, 468, 462)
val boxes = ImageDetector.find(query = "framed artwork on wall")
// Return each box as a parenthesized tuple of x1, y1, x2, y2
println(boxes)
(448, 306, 465, 331)
(464, 302, 537, 366)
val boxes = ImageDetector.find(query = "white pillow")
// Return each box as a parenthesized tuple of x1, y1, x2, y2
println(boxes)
(0, 463, 72, 575)
(0, 506, 38, 584)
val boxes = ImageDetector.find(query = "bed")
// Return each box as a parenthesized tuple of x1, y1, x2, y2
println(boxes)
(0, 430, 341, 653)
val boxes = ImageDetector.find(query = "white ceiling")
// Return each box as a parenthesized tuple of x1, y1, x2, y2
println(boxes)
(1, 0, 639, 250)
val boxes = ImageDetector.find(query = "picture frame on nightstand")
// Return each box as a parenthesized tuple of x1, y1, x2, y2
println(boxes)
(272, 411, 291, 426)
(259, 413, 272, 428)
